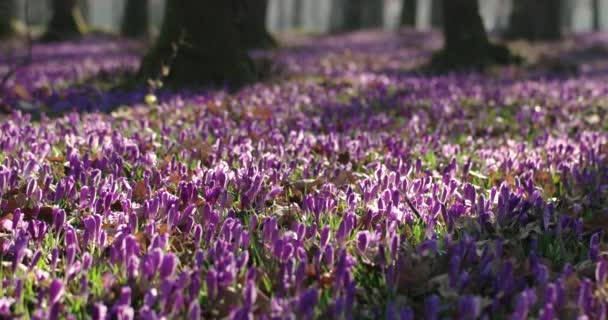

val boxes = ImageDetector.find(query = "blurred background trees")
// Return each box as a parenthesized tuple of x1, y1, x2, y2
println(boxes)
(0, 0, 17, 39)
(3, 0, 606, 38)
(2, 0, 607, 83)
(137, 1, 255, 87)
(121, 0, 149, 39)
(41, 0, 87, 42)
(506, 0, 562, 40)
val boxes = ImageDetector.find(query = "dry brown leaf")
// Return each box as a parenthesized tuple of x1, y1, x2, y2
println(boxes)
(133, 180, 147, 203)
(331, 171, 356, 186)
(249, 106, 273, 120)
(287, 179, 323, 193)
(13, 85, 31, 100)
(535, 170, 556, 196)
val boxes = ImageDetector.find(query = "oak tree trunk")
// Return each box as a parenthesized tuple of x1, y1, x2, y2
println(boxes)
(0, 0, 16, 39)
(592, 0, 601, 31)
(430, 0, 443, 27)
(507, 0, 561, 40)
(138, 0, 255, 88)
(240, 0, 276, 49)
(401, 0, 417, 27)
(121, 0, 149, 39)
(362, 0, 384, 29)
(431, 0, 516, 69)
(293, 0, 304, 27)
(343, 0, 364, 31)
(41, 0, 86, 42)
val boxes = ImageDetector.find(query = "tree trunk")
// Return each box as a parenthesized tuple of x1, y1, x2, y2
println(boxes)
(430, 0, 443, 27)
(240, 0, 276, 49)
(121, 0, 149, 38)
(593, 0, 601, 31)
(78, 0, 89, 23)
(362, 0, 384, 29)
(506, 0, 561, 40)
(0, 0, 16, 39)
(138, 0, 255, 88)
(561, 0, 573, 33)
(431, 0, 516, 69)
(293, 0, 304, 27)
(401, 0, 417, 27)
(343, 0, 364, 31)
(276, 0, 289, 30)
(329, 0, 345, 33)
(41, 0, 86, 42)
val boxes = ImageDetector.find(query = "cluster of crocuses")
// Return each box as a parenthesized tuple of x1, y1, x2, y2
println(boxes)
(0, 30, 606, 319)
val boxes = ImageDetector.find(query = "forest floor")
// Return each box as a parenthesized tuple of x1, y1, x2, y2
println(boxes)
(0, 30, 606, 319)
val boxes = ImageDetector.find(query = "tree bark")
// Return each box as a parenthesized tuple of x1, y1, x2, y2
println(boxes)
(343, 0, 364, 31)
(121, 0, 149, 38)
(41, 0, 86, 42)
(430, 0, 443, 27)
(138, 0, 255, 88)
(431, 0, 516, 69)
(329, 0, 345, 33)
(401, 0, 417, 27)
(0, 0, 17, 39)
(78, 0, 89, 23)
(240, 0, 276, 49)
(362, 0, 384, 29)
(592, 0, 601, 31)
(506, 0, 561, 40)
(293, 0, 304, 27)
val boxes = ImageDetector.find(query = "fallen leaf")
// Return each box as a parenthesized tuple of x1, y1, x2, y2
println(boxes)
(249, 106, 273, 120)
(13, 85, 31, 100)
(133, 180, 147, 203)
(287, 179, 323, 193)
(331, 171, 356, 186)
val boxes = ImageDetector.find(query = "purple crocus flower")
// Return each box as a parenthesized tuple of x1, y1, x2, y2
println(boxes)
(115, 305, 134, 320)
(48, 279, 63, 305)
(424, 295, 440, 320)
(356, 231, 370, 252)
(159, 252, 178, 279)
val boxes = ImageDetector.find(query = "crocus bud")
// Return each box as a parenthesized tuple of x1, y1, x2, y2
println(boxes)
(424, 295, 439, 320)
(48, 279, 63, 305)
(207, 270, 218, 300)
(597, 259, 608, 283)
(320, 226, 331, 248)
(589, 232, 601, 261)
(356, 231, 369, 253)
(53, 209, 65, 232)
(188, 302, 201, 320)
(115, 305, 134, 320)
(159, 253, 177, 279)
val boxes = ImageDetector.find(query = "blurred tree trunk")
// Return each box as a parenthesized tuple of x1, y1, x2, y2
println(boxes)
(240, 0, 276, 49)
(431, 0, 516, 69)
(78, 0, 89, 23)
(329, 0, 345, 32)
(336, 0, 382, 31)
(561, 0, 573, 33)
(430, 0, 443, 27)
(343, 0, 364, 31)
(507, 0, 561, 40)
(138, 0, 255, 87)
(293, 0, 304, 27)
(41, 0, 87, 42)
(276, 0, 289, 29)
(0, 0, 16, 39)
(401, 0, 417, 27)
(362, 0, 384, 28)
(121, 0, 149, 38)
(593, 0, 601, 31)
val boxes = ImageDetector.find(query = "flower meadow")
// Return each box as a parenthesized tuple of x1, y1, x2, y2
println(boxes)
(0, 31, 607, 319)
